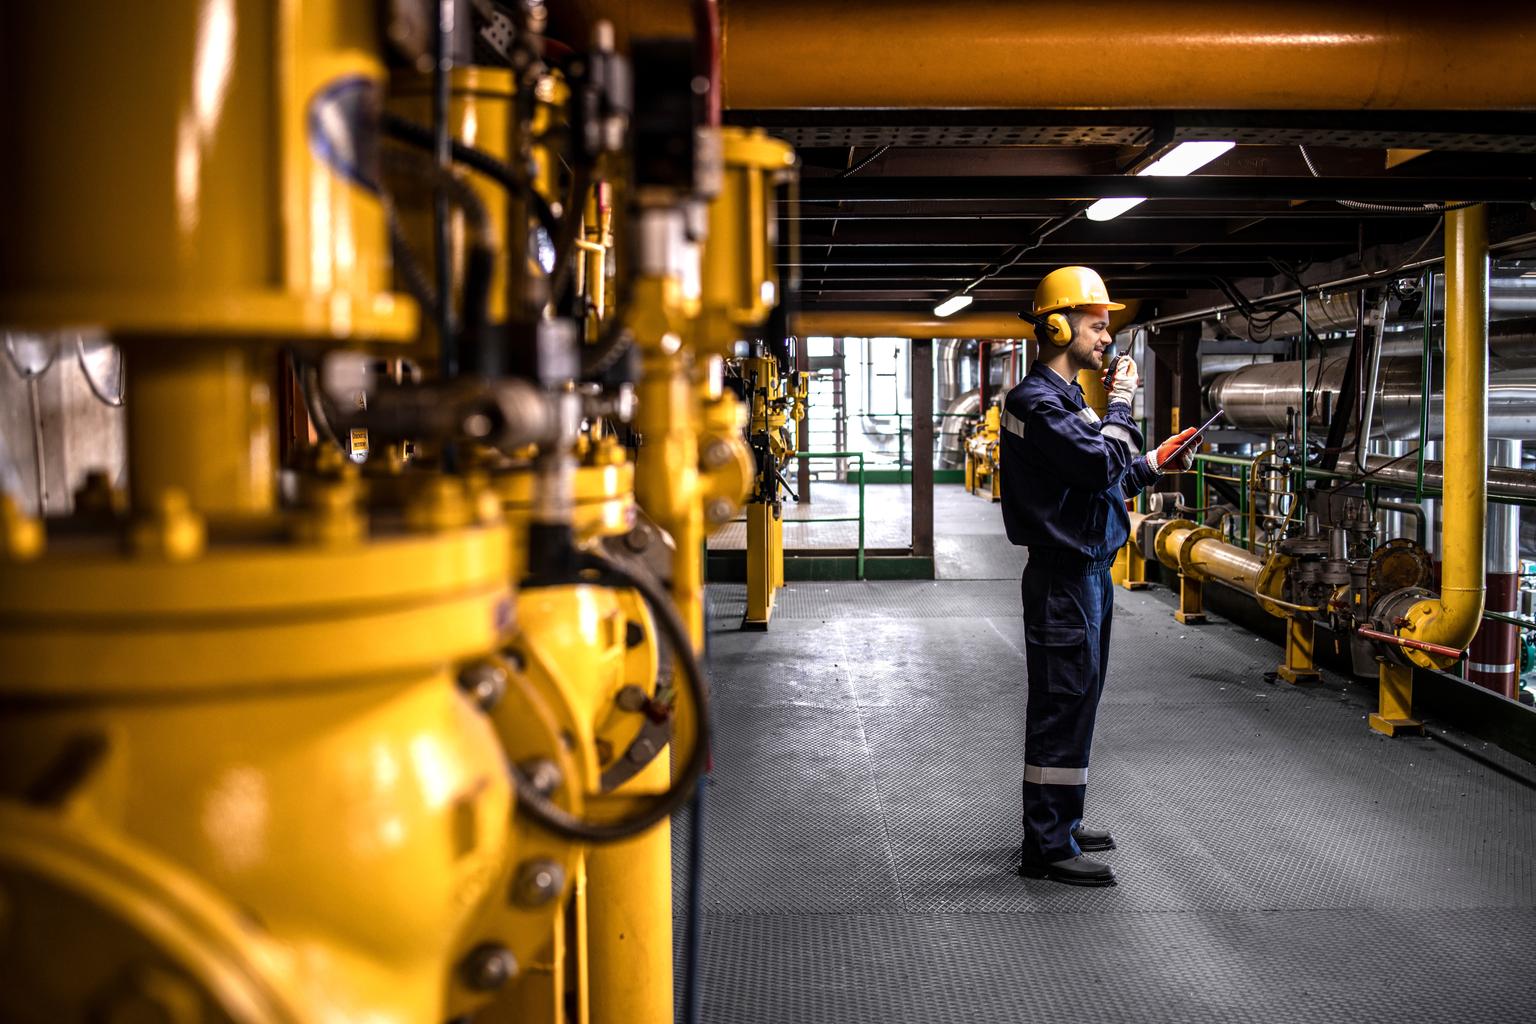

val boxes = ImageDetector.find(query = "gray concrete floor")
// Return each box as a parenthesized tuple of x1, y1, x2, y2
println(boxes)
(677, 562, 1536, 1023)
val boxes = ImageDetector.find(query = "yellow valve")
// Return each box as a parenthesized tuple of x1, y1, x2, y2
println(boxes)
(699, 389, 755, 529)
(695, 129, 797, 357)
(0, 1, 415, 342)
(0, 519, 536, 1022)
(964, 406, 1002, 501)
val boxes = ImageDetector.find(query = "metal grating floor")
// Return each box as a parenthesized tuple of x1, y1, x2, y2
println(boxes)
(677, 573, 1536, 1023)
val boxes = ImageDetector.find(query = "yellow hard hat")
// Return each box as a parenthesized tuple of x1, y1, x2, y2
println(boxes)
(1033, 266, 1125, 315)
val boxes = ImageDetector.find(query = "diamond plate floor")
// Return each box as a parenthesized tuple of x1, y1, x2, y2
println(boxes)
(677, 577, 1536, 1023)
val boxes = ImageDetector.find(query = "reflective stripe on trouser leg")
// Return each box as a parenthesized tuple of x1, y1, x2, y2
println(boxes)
(1020, 567, 1113, 862)
(1023, 764, 1088, 785)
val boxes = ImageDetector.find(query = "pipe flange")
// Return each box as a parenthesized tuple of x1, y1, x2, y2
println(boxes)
(1253, 553, 1296, 620)
(1367, 539, 1434, 602)
(1369, 586, 1439, 667)
(1152, 518, 1197, 568)
(1176, 525, 1223, 574)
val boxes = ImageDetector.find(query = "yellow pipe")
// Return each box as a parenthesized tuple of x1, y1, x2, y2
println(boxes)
(1145, 518, 1266, 592)
(1397, 206, 1488, 668)
(796, 311, 1030, 340)
(127, 341, 275, 518)
(797, 304, 1142, 345)
(0, 0, 414, 340)
(717, 1, 1536, 110)
(585, 756, 672, 1024)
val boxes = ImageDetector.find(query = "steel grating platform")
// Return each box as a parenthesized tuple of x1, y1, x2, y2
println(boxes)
(677, 574, 1536, 1023)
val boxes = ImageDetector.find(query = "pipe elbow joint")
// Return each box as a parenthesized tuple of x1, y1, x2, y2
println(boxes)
(1398, 591, 1483, 670)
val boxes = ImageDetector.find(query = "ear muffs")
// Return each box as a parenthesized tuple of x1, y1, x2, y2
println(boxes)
(1016, 309, 1076, 346)
(1044, 312, 1073, 347)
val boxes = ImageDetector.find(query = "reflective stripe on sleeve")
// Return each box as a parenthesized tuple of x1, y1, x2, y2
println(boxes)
(1101, 422, 1136, 451)
(1076, 406, 1101, 425)
(1003, 410, 1028, 438)
(1023, 764, 1088, 786)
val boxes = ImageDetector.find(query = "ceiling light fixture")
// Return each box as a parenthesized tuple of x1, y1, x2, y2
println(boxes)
(932, 291, 974, 317)
(1086, 141, 1236, 222)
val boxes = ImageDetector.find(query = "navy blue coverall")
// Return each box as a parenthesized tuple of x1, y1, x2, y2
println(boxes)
(1000, 362, 1160, 864)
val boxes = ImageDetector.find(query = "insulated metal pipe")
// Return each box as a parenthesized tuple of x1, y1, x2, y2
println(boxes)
(1144, 233, 1536, 331)
(1220, 282, 1536, 340)
(1209, 358, 1536, 440)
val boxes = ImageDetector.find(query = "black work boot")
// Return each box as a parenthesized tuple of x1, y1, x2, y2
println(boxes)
(1072, 825, 1116, 852)
(1018, 854, 1117, 887)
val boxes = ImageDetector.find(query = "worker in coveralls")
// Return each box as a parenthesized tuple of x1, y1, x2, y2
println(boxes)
(1002, 266, 1198, 886)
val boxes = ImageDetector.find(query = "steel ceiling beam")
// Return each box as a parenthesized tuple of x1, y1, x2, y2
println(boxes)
(797, 220, 1364, 246)
(799, 176, 1536, 203)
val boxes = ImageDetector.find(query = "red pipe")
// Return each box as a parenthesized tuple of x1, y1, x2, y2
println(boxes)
(1468, 572, 1520, 698)
(978, 341, 992, 411)
(1357, 627, 1465, 661)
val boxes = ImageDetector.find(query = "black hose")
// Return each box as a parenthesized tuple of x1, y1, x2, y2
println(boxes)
(579, 315, 635, 378)
(380, 146, 496, 363)
(380, 111, 561, 239)
(293, 356, 348, 454)
(509, 549, 712, 842)
(386, 207, 443, 332)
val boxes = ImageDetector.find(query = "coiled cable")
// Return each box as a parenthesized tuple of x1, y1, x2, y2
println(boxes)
(510, 548, 711, 842)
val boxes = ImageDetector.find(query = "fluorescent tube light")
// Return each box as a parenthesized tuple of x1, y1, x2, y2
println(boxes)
(933, 292, 974, 317)
(1085, 141, 1236, 222)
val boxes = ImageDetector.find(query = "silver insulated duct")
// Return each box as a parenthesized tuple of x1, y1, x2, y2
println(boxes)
(1208, 317, 1536, 440)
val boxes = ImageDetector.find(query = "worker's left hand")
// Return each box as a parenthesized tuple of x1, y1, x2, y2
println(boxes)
(1149, 427, 1199, 473)
(1103, 355, 1138, 406)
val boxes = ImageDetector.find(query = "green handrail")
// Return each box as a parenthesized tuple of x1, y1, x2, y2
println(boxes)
(864, 410, 976, 471)
(790, 450, 867, 579)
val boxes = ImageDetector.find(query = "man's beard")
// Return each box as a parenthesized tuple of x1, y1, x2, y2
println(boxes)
(1067, 340, 1101, 374)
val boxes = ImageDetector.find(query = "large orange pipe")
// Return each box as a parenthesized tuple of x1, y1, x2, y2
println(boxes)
(720, 1, 1536, 110)
(565, 3, 1535, 112)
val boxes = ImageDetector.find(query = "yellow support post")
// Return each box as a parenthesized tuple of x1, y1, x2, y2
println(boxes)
(745, 501, 778, 629)
(1175, 573, 1206, 624)
(1369, 662, 1423, 736)
(1112, 542, 1150, 591)
(586, 755, 672, 1024)
(1277, 617, 1322, 684)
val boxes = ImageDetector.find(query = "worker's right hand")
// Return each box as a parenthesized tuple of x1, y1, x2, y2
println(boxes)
(1149, 427, 1199, 473)
(1103, 355, 1138, 406)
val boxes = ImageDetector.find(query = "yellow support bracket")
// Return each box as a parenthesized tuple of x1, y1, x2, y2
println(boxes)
(1174, 573, 1206, 625)
(1276, 616, 1321, 684)
(1369, 662, 1424, 736)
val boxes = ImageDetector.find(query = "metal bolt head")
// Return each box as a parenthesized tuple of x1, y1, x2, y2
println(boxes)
(615, 684, 648, 712)
(705, 498, 734, 525)
(457, 661, 508, 712)
(461, 943, 519, 991)
(518, 757, 563, 797)
(626, 737, 658, 764)
(512, 858, 567, 908)
(700, 439, 733, 469)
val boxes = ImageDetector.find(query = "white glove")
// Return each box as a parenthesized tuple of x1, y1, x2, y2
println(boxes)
(1103, 355, 1138, 406)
